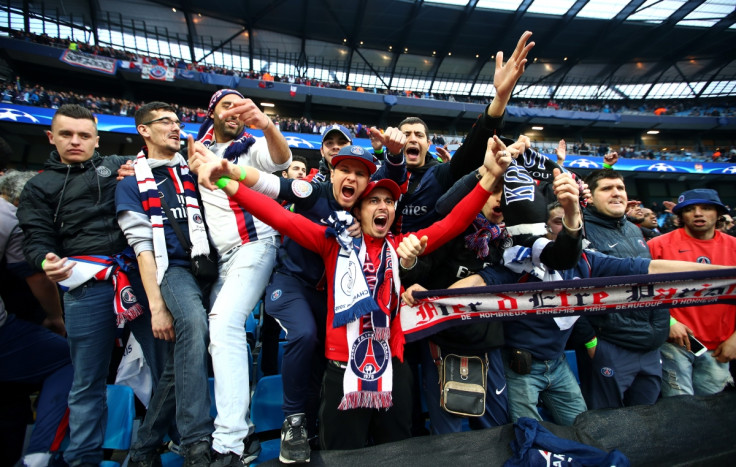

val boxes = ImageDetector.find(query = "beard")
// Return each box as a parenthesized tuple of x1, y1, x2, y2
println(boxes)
(215, 117, 244, 141)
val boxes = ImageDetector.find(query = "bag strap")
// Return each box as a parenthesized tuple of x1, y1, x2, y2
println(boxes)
(428, 341, 443, 369)
(159, 192, 192, 253)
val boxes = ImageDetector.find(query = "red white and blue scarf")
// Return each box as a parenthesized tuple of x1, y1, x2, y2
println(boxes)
(59, 253, 143, 325)
(134, 149, 210, 284)
(325, 211, 401, 410)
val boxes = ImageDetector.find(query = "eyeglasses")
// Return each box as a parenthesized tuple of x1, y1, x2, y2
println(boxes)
(141, 117, 185, 129)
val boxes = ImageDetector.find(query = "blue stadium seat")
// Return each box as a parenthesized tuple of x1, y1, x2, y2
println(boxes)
(251, 375, 285, 465)
(255, 340, 286, 382)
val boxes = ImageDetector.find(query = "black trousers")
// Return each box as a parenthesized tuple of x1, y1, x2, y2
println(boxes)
(319, 357, 413, 450)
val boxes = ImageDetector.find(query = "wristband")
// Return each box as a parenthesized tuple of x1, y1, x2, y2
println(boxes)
(216, 177, 230, 190)
(262, 119, 271, 131)
(41, 259, 47, 270)
(562, 217, 582, 232)
(374, 147, 384, 155)
(238, 166, 247, 181)
(400, 257, 418, 270)
(670, 316, 677, 326)
(602, 163, 613, 169)
(585, 337, 598, 349)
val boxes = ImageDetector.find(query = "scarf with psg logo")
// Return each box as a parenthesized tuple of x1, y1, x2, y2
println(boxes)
(340, 236, 402, 410)
(58, 251, 143, 325)
(134, 149, 210, 284)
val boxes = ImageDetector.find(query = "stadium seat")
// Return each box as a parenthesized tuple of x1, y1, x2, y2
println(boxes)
(250, 375, 285, 465)
(255, 340, 286, 382)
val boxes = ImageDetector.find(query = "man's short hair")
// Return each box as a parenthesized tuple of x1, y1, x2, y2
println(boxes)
(584, 168, 624, 194)
(398, 117, 429, 137)
(291, 155, 307, 167)
(135, 101, 177, 127)
(51, 104, 96, 131)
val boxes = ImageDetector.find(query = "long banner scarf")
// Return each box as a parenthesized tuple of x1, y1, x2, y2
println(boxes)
(502, 239, 578, 331)
(400, 268, 736, 343)
(58, 253, 143, 325)
(325, 212, 401, 410)
(134, 149, 210, 284)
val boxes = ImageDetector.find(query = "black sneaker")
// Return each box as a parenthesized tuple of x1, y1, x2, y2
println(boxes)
(128, 453, 163, 467)
(279, 414, 310, 464)
(210, 438, 261, 467)
(242, 437, 262, 464)
(184, 440, 212, 467)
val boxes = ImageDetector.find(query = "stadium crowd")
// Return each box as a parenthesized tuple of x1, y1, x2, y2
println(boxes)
(2, 29, 736, 467)
(7, 28, 736, 117)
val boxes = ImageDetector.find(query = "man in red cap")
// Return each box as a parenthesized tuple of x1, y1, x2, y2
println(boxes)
(196, 135, 511, 451)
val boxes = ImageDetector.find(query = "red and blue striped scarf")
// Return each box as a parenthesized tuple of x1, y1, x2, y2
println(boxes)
(134, 148, 210, 284)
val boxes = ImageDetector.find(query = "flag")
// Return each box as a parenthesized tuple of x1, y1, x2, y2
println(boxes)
(142, 63, 175, 81)
(290, 85, 297, 97)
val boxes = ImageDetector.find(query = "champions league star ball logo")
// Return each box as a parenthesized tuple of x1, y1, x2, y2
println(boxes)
(647, 163, 677, 172)
(350, 332, 390, 381)
(284, 136, 315, 148)
(719, 166, 736, 174)
(0, 108, 40, 123)
(568, 159, 599, 169)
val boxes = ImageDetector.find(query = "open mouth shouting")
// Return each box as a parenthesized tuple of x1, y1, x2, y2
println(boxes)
(405, 145, 421, 164)
(373, 213, 390, 235)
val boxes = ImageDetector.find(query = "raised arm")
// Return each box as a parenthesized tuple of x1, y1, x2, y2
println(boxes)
(415, 136, 511, 254)
(205, 173, 329, 256)
(217, 97, 291, 165)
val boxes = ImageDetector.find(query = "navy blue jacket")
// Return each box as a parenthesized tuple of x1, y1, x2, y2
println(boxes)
(479, 250, 650, 361)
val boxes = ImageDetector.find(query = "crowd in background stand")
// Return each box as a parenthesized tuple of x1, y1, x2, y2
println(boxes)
(7, 29, 736, 118)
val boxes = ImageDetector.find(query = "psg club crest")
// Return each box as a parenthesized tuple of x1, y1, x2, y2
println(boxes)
(350, 332, 390, 381)
(120, 286, 138, 311)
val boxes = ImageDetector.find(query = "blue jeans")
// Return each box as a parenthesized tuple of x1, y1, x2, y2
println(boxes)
(503, 351, 586, 426)
(420, 342, 509, 434)
(131, 266, 212, 457)
(208, 237, 278, 455)
(63, 279, 161, 465)
(0, 314, 73, 455)
(660, 341, 732, 396)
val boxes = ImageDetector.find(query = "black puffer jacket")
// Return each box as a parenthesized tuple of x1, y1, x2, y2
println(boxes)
(17, 151, 130, 271)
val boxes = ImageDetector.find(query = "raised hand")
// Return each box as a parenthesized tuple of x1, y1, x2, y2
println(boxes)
(397, 234, 428, 269)
(369, 126, 406, 155)
(603, 151, 619, 167)
(217, 98, 271, 131)
(485, 135, 512, 178)
(436, 146, 451, 163)
(556, 139, 567, 166)
(494, 31, 535, 99)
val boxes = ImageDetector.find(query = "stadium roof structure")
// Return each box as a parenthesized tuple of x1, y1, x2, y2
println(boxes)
(7, 0, 736, 100)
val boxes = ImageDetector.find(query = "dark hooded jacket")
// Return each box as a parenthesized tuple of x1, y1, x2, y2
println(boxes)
(17, 151, 131, 270)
